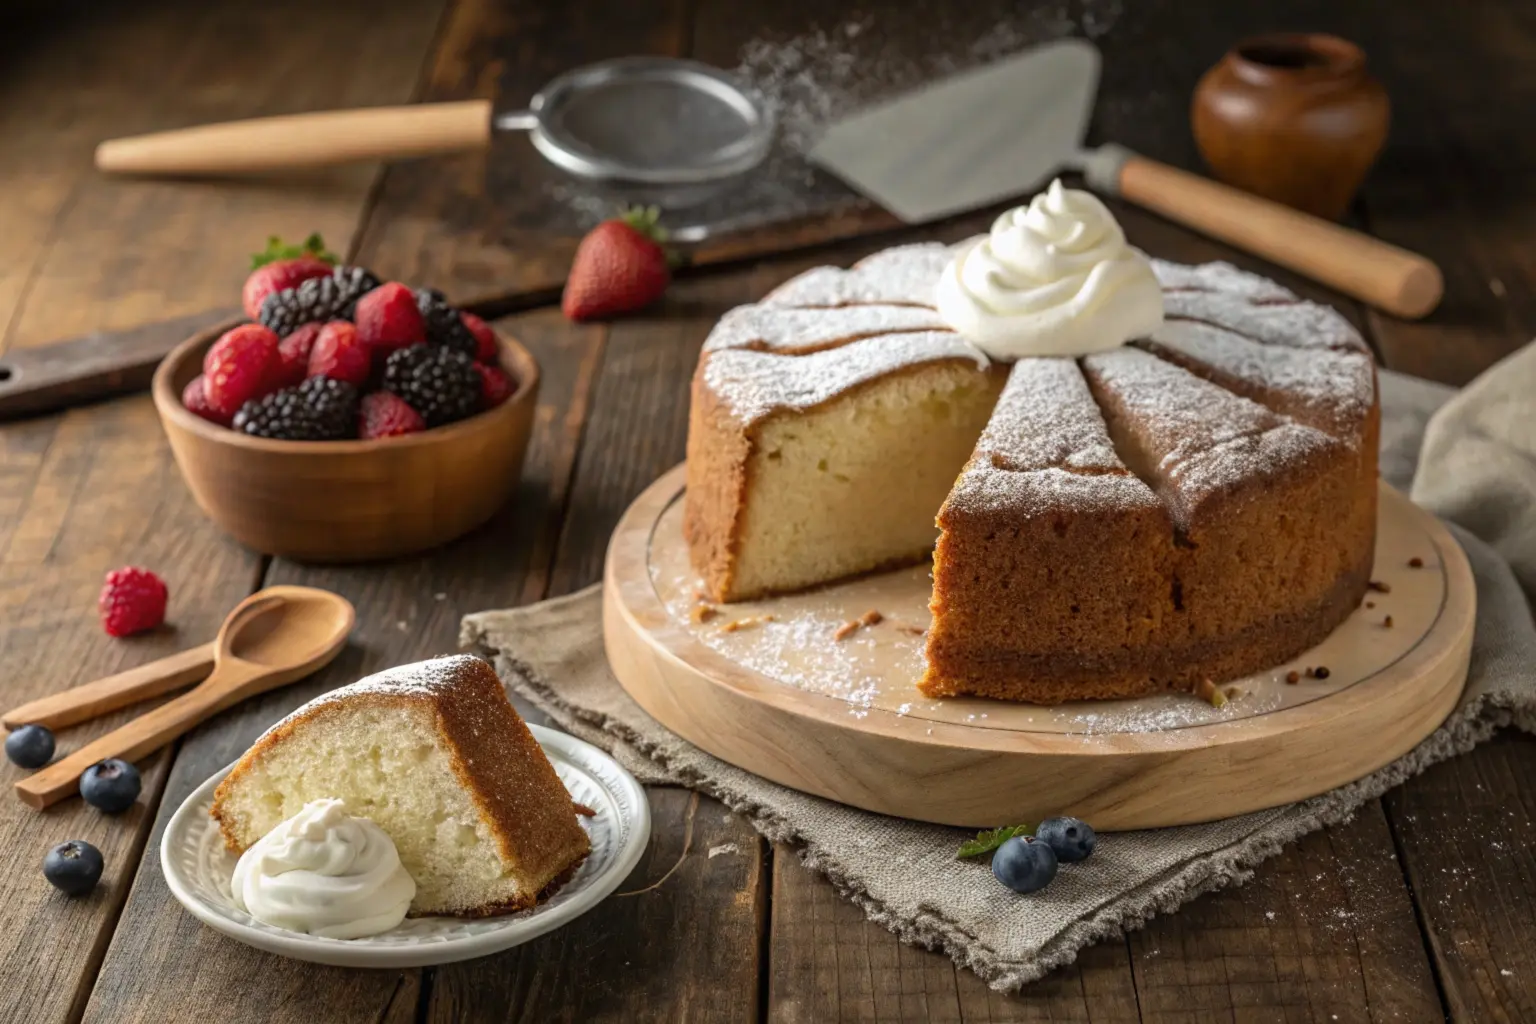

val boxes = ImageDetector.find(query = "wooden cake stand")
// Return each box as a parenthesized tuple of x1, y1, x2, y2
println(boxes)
(603, 466, 1474, 830)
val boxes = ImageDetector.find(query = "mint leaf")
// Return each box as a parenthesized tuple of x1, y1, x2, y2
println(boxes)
(957, 823, 1034, 859)
(249, 233, 338, 270)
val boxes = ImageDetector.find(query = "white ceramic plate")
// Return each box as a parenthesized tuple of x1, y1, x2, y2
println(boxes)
(160, 725, 650, 967)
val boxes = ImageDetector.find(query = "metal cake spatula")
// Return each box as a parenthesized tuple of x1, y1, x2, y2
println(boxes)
(807, 40, 1441, 319)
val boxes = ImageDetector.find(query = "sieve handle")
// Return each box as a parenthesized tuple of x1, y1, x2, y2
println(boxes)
(96, 101, 495, 176)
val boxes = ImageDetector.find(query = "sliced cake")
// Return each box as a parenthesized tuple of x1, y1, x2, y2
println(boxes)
(211, 655, 590, 917)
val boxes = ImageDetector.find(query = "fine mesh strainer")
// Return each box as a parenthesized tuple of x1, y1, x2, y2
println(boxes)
(96, 56, 775, 207)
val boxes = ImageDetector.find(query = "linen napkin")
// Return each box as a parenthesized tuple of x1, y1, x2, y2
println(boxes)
(462, 352, 1536, 991)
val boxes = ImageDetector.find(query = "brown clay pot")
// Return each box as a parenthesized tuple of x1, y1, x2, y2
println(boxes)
(1192, 33, 1389, 221)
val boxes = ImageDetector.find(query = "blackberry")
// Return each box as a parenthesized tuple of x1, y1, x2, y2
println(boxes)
(415, 288, 477, 356)
(232, 376, 360, 441)
(382, 345, 481, 427)
(259, 265, 381, 335)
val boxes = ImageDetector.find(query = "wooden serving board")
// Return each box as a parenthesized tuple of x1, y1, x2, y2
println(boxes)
(603, 465, 1475, 830)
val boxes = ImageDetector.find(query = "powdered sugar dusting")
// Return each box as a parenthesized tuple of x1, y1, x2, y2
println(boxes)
(703, 303, 948, 355)
(764, 243, 953, 307)
(255, 656, 490, 746)
(1151, 259, 1297, 302)
(704, 331, 991, 424)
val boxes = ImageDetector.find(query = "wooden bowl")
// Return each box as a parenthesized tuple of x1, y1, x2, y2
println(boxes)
(152, 321, 539, 562)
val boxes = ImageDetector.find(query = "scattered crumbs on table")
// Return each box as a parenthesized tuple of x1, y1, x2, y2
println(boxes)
(1265, 910, 1276, 920)
(396, 620, 408, 632)
(707, 843, 740, 859)
(434, 592, 448, 601)
(1368, 579, 1392, 593)
(691, 603, 720, 624)
(1491, 277, 1507, 297)
(721, 614, 775, 633)
(1502, 968, 1515, 977)
(1285, 670, 1301, 685)
(1408, 556, 1424, 568)
(896, 623, 927, 636)
(833, 609, 883, 641)
(1383, 615, 1394, 628)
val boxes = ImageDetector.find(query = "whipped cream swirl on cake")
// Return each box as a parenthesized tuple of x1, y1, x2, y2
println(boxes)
(936, 179, 1165, 359)
(231, 798, 415, 939)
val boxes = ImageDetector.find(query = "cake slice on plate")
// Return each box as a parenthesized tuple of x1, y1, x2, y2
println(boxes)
(211, 654, 590, 918)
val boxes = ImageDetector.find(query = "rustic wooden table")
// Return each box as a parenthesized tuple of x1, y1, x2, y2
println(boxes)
(2, 1, 1533, 1021)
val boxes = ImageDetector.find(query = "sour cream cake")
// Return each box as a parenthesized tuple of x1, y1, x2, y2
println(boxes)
(684, 181, 1379, 703)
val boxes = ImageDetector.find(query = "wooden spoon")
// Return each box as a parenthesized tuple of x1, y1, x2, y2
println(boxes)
(15, 586, 355, 810)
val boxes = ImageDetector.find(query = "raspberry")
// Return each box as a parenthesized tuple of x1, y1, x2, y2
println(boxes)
(242, 257, 333, 321)
(307, 321, 371, 386)
(276, 323, 322, 387)
(202, 324, 281, 418)
(99, 567, 168, 637)
(181, 374, 230, 426)
(355, 282, 425, 353)
(475, 363, 513, 409)
(460, 311, 498, 363)
(359, 391, 426, 439)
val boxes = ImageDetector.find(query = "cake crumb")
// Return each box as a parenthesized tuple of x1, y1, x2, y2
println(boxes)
(1366, 600, 1376, 609)
(721, 614, 775, 633)
(691, 603, 720, 624)
(1311, 665, 1332, 680)
(834, 609, 884, 641)
(708, 843, 740, 859)
(1195, 678, 1226, 708)
(1285, 670, 1301, 685)
(1383, 615, 1393, 628)
(1408, 557, 1424, 568)
(896, 624, 927, 636)
(1368, 579, 1391, 593)
(1223, 685, 1242, 701)
(573, 802, 597, 817)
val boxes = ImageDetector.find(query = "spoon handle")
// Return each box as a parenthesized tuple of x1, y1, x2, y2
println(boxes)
(2, 642, 217, 731)
(14, 663, 261, 810)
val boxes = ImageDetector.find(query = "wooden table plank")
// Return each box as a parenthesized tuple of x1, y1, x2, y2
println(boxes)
(81, 306, 601, 1023)
(0, 0, 446, 355)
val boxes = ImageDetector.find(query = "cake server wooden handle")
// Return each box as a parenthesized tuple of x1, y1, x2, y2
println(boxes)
(2, 642, 216, 731)
(96, 100, 494, 176)
(1084, 147, 1443, 319)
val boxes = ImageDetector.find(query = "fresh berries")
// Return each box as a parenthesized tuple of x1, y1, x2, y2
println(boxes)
(99, 567, 168, 637)
(460, 312, 498, 363)
(355, 282, 426, 353)
(233, 376, 360, 441)
(276, 323, 323, 387)
(80, 759, 141, 814)
(307, 321, 371, 386)
(259, 265, 381, 336)
(562, 207, 671, 322)
(202, 325, 282, 419)
(359, 391, 426, 439)
(1035, 817, 1096, 863)
(5, 724, 55, 769)
(475, 363, 513, 409)
(381, 345, 481, 427)
(416, 289, 477, 356)
(181, 375, 229, 426)
(991, 836, 1058, 894)
(241, 234, 337, 320)
(44, 840, 104, 896)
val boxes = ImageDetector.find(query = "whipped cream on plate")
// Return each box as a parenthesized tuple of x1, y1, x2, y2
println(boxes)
(936, 179, 1164, 360)
(231, 798, 415, 940)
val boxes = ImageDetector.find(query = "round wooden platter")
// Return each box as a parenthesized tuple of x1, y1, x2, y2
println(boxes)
(603, 465, 1475, 830)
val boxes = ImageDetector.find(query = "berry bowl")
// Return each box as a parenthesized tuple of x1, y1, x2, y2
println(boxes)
(152, 319, 539, 562)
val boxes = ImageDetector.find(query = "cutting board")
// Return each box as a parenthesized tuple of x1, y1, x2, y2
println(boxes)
(603, 466, 1473, 830)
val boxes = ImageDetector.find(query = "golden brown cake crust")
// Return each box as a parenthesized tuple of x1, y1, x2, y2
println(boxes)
(211, 655, 590, 917)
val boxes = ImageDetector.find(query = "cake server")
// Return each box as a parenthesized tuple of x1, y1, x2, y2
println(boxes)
(807, 39, 1442, 319)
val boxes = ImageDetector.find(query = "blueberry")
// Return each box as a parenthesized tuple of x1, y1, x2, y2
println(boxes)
(44, 840, 104, 896)
(80, 759, 141, 814)
(991, 835, 1058, 894)
(1036, 816, 1096, 863)
(5, 724, 55, 769)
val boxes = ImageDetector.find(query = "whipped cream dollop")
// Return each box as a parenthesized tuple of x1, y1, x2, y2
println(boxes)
(935, 179, 1164, 360)
(231, 798, 415, 940)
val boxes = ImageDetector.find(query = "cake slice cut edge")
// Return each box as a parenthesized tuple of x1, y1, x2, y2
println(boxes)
(210, 655, 592, 919)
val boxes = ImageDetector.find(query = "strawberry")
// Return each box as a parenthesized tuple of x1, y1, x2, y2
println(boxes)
(475, 363, 514, 409)
(359, 391, 425, 439)
(354, 282, 426, 352)
(562, 207, 671, 322)
(99, 567, 168, 637)
(181, 374, 230, 427)
(460, 311, 498, 363)
(274, 323, 322, 387)
(203, 324, 282, 418)
(241, 234, 337, 320)
(307, 321, 371, 386)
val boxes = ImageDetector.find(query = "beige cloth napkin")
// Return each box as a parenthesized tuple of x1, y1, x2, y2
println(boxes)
(462, 349, 1536, 991)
